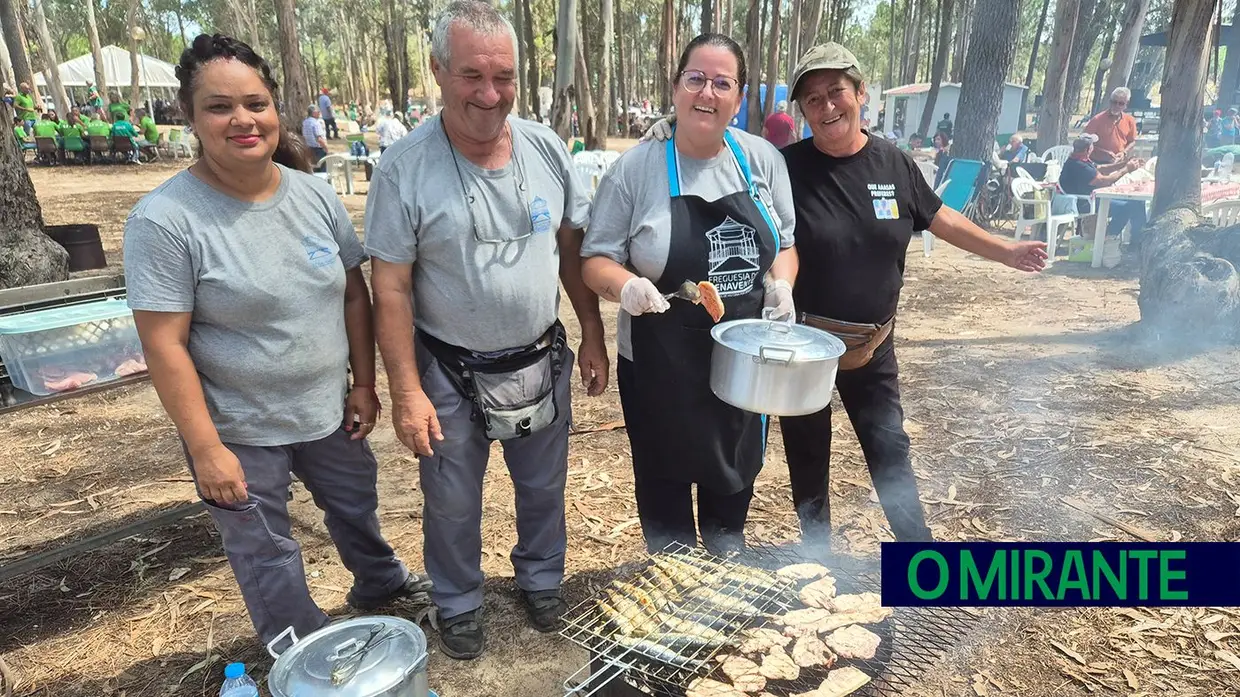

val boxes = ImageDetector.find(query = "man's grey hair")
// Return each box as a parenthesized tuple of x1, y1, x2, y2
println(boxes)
(307, 104, 319, 117)
(1111, 86, 1131, 102)
(431, 1, 519, 68)
(776, 100, 788, 113)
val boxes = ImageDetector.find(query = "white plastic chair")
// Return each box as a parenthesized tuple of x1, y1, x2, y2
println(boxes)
(1204, 200, 1240, 226)
(573, 150, 605, 167)
(1012, 178, 1078, 264)
(923, 179, 951, 257)
(599, 150, 621, 168)
(1041, 145, 1073, 164)
(1206, 153, 1236, 183)
(1143, 156, 1157, 173)
(317, 154, 354, 195)
(1044, 160, 1062, 184)
(1013, 167, 1035, 181)
(916, 161, 938, 189)
(1025, 152, 1044, 163)
(574, 162, 603, 197)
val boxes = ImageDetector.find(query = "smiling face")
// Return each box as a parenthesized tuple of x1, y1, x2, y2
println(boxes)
(671, 45, 743, 140)
(432, 23, 516, 142)
(797, 69, 865, 151)
(186, 58, 281, 168)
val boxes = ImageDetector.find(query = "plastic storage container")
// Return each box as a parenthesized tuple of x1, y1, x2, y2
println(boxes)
(219, 662, 259, 697)
(0, 298, 147, 396)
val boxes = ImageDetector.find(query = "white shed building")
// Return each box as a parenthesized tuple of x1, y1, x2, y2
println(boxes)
(879, 82, 1028, 137)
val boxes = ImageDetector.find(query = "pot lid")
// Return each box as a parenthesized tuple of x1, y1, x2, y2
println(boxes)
(269, 616, 426, 697)
(711, 318, 846, 361)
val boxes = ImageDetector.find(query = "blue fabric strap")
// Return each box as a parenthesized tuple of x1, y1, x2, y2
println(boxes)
(724, 130, 781, 253)
(665, 137, 681, 197)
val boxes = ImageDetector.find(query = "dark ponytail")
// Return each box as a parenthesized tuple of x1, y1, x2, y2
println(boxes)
(176, 34, 313, 173)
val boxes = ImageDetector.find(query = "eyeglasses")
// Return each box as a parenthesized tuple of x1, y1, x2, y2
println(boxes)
(445, 127, 534, 245)
(679, 70, 739, 95)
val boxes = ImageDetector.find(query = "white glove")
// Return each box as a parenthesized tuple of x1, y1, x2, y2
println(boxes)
(620, 277, 671, 316)
(641, 115, 676, 143)
(763, 278, 795, 322)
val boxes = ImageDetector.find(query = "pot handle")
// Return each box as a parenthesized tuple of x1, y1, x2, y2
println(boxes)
(759, 346, 796, 365)
(762, 306, 795, 326)
(266, 625, 299, 659)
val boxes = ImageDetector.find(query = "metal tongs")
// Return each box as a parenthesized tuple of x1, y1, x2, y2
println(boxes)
(329, 623, 399, 686)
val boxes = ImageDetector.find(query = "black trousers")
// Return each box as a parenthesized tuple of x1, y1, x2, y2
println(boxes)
(632, 469, 753, 556)
(780, 335, 932, 545)
(618, 357, 754, 555)
(324, 117, 339, 139)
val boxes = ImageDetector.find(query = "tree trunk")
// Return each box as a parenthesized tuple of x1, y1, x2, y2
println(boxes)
(745, 0, 764, 134)
(550, 0, 578, 140)
(522, 0, 539, 119)
(246, 0, 261, 55)
(32, 0, 67, 117)
(1214, 0, 1240, 108)
(1062, 0, 1100, 118)
(917, 0, 953, 137)
(1151, 0, 1214, 219)
(1035, 0, 1080, 149)
(0, 101, 68, 289)
(656, 0, 674, 115)
(575, 21, 599, 149)
(2, 0, 33, 97)
(701, 0, 713, 34)
(797, 0, 825, 63)
(0, 25, 13, 89)
(949, 0, 970, 82)
(274, 0, 309, 120)
(1107, 0, 1152, 99)
(514, 0, 528, 118)
(127, 0, 141, 109)
(786, 0, 802, 85)
(617, 0, 629, 134)
(1089, 13, 1117, 116)
(762, 0, 781, 118)
(1018, 0, 1051, 130)
(951, 0, 1020, 163)
(595, 0, 613, 144)
(1139, 2, 1230, 340)
(906, 0, 924, 83)
(85, 0, 107, 97)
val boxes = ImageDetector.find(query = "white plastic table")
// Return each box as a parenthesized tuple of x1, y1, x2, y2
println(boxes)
(1090, 181, 1240, 268)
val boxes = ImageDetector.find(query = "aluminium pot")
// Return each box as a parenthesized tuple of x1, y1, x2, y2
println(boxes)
(267, 616, 430, 697)
(709, 314, 846, 417)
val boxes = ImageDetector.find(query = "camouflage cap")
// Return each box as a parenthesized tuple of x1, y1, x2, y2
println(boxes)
(790, 42, 863, 100)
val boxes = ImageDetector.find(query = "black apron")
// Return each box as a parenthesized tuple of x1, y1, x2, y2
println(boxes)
(624, 130, 781, 495)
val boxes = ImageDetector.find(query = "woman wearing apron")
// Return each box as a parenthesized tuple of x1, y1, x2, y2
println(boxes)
(582, 34, 798, 554)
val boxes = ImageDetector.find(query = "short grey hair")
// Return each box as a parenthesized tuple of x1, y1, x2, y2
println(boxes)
(431, 1, 519, 68)
(776, 100, 788, 113)
(1111, 86, 1131, 102)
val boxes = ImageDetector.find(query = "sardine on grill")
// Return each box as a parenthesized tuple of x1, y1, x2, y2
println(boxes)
(615, 634, 705, 669)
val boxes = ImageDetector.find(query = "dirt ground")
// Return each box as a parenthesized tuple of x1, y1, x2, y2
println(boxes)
(4, 135, 1240, 697)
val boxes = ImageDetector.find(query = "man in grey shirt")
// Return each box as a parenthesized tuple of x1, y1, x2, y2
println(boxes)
(365, 0, 607, 660)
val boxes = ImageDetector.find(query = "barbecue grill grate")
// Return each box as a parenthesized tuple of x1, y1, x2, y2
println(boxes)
(561, 541, 799, 694)
(563, 542, 979, 697)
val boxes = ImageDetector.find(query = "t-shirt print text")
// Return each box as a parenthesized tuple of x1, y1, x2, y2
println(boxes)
(868, 183, 901, 220)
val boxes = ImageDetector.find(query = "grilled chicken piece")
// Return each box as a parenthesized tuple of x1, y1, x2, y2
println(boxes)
(791, 634, 835, 668)
(719, 655, 766, 693)
(797, 576, 838, 608)
(827, 592, 882, 613)
(815, 666, 873, 696)
(687, 677, 746, 697)
(823, 625, 882, 660)
(739, 627, 792, 654)
(758, 646, 800, 681)
(780, 608, 831, 638)
(776, 563, 832, 582)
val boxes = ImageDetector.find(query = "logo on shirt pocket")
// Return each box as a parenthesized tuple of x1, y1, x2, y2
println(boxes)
(530, 196, 552, 235)
(301, 236, 336, 269)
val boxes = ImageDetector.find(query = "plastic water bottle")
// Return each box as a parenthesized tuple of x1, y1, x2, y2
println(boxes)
(219, 662, 259, 697)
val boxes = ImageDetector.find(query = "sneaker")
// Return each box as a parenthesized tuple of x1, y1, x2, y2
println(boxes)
(439, 609, 484, 660)
(521, 589, 567, 633)
(346, 572, 433, 612)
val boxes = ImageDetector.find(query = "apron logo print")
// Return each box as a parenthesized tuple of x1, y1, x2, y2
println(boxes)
(530, 196, 552, 235)
(707, 217, 760, 298)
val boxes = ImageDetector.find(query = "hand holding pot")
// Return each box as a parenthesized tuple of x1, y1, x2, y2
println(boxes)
(763, 278, 795, 322)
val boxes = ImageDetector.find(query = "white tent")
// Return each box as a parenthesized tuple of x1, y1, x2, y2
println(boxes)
(35, 45, 179, 90)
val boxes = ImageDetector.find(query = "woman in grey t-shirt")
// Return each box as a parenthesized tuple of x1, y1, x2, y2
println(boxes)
(122, 34, 428, 645)
(582, 34, 799, 554)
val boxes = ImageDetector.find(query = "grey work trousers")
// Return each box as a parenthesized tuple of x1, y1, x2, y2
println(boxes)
(188, 426, 409, 644)
(416, 335, 572, 620)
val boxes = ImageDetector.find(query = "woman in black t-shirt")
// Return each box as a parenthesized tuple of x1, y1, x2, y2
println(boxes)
(778, 43, 1048, 547)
